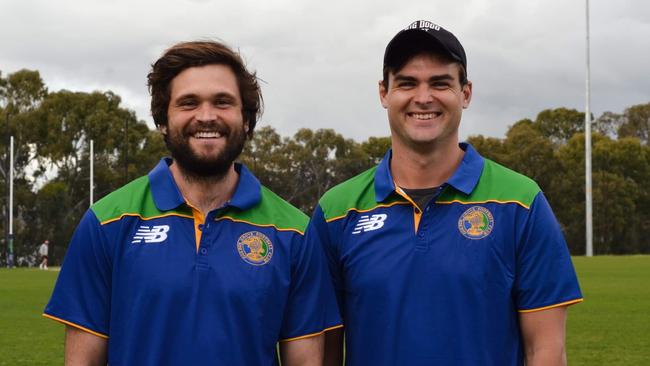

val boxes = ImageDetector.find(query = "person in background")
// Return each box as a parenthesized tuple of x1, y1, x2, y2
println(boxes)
(38, 239, 49, 270)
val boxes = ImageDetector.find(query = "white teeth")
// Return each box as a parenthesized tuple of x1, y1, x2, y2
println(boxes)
(411, 113, 436, 119)
(410, 112, 442, 119)
(194, 131, 223, 138)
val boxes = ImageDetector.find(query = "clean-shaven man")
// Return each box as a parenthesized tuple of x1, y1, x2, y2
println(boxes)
(309, 20, 582, 366)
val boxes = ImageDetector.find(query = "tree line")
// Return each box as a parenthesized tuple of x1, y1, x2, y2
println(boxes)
(1, 69, 648, 264)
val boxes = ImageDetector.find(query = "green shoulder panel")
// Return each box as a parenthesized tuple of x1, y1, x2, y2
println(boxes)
(318, 166, 390, 221)
(438, 158, 541, 208)
(91, 175, 190, 223)
(218, 186, 309, 233)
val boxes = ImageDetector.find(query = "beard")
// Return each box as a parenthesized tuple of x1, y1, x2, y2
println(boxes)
(165, 120, 246, 181)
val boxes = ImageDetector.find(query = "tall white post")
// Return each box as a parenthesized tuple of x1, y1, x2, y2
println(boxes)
(90, 139, 94, 206)
(585, 0, 593, 257)
(8, 136, 14, 267)
(9, 136, 13, 236)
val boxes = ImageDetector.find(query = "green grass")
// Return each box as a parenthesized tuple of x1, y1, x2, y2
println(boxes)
(0, 268, 63, 365)
(1, 257, 649, 365)
(567, 256, 650, 365)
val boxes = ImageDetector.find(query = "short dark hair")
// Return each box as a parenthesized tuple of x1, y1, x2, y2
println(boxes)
(147, 41, 262, 137)
(382, 46, 468, 90)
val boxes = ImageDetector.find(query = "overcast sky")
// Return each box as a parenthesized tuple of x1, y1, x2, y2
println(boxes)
(2, 0, 649, 141)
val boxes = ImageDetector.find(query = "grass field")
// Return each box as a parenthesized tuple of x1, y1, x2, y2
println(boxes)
(567, 256, 650, 365)
(0, 268, 63, 365)
(1, 256, 649, 365)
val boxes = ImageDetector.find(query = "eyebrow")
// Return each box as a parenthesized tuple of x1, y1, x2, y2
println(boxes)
(173, 92, 237, 104)
(428, 74, 454, 82)
(173, 94, 197, 103)
(393, 74, 454, 83)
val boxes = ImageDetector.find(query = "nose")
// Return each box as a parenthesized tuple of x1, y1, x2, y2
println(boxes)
(413, 84, 434, 105)
(196, 102, 217, 122)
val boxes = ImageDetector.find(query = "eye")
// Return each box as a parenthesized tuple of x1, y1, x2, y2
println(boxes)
(396, 81, 416, 89)
(431, 81, 451, 90)
(214, 97, 236, 108)
(177, 99, 197, 109)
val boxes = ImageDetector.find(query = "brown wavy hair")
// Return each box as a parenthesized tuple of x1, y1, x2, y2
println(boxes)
(147, 41, 262, 138)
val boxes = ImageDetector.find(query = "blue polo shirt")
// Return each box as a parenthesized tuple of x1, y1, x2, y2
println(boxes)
(308, 143, 582, 366)
(45, 159, 342, 365)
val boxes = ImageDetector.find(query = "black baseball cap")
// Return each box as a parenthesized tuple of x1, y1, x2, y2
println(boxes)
(384, 20, 467, 71)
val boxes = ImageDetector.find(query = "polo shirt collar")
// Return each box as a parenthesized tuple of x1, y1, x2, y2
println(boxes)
(374, 150, 396, 202)
(374, 142, 484, 202)
(149, 158, 184, 211)
(229, 163, 262, 210)
(447, 143, 484, 195)
(148, 158, 262, 212)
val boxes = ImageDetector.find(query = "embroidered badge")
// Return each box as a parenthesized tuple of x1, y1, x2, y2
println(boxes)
(458, 206, 494, 240)
(237, 231, 274, 265)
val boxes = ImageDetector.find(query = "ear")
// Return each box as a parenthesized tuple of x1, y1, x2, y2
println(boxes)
(378, 80, 389, 109)
(462, 80, 473, 109)
(159, 124, 168, 135)
(244, 120, 250, 133)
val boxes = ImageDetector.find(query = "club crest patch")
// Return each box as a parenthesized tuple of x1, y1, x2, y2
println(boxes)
(458, 206, 494, 240)
(237, 231, 274, 265)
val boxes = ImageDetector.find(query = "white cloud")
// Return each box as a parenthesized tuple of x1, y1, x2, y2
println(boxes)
(2, 0, 649, 141)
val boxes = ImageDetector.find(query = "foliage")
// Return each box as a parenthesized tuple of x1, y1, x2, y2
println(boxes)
(533, 107, 585, 144)
(472, 113, 650, 254)
(618, 102, 650, 144)
(0, 70, 166, 264)
(241, 127, 383, 213)
(1, 68, 649, 259)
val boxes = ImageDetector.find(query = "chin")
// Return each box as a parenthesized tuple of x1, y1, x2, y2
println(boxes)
(408, 133, 442, 144)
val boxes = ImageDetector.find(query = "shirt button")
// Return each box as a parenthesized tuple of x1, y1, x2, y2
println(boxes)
(198, 224, 204, 231)
(200, 248, 207, 255)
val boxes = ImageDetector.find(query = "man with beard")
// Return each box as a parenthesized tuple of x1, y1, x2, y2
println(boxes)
(44, 41, 341, 365)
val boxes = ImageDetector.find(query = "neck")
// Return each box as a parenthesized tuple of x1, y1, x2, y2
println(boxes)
(390, 139, 464, 189)
(169, 162, 239, 214)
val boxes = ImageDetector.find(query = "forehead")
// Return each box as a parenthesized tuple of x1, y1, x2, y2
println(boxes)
(391, 53, 461, 78)
(169, 64, 240, 99)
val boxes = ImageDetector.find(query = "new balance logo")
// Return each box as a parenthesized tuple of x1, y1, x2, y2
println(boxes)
(132, 225, 170, 244)
(352, 214, 387, 234)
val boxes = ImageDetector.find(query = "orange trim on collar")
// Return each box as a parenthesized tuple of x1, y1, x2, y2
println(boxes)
(184, 200, 205, 252)
(394, 186, 422, 233)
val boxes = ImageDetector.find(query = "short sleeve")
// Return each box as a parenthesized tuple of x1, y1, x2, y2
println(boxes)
(514, 193, 583, 312)
(43, 210, 112, 337)
(278, 224, 342, 341)
(308, 205, 346, 319)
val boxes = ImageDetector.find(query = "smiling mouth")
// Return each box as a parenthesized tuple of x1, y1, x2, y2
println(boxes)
(408, 112, 442, 119)
(192, 130, 224, 139)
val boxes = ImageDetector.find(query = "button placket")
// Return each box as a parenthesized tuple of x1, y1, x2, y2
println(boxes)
(196, 212, 217, 268)
(415, 201, 436, 251)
